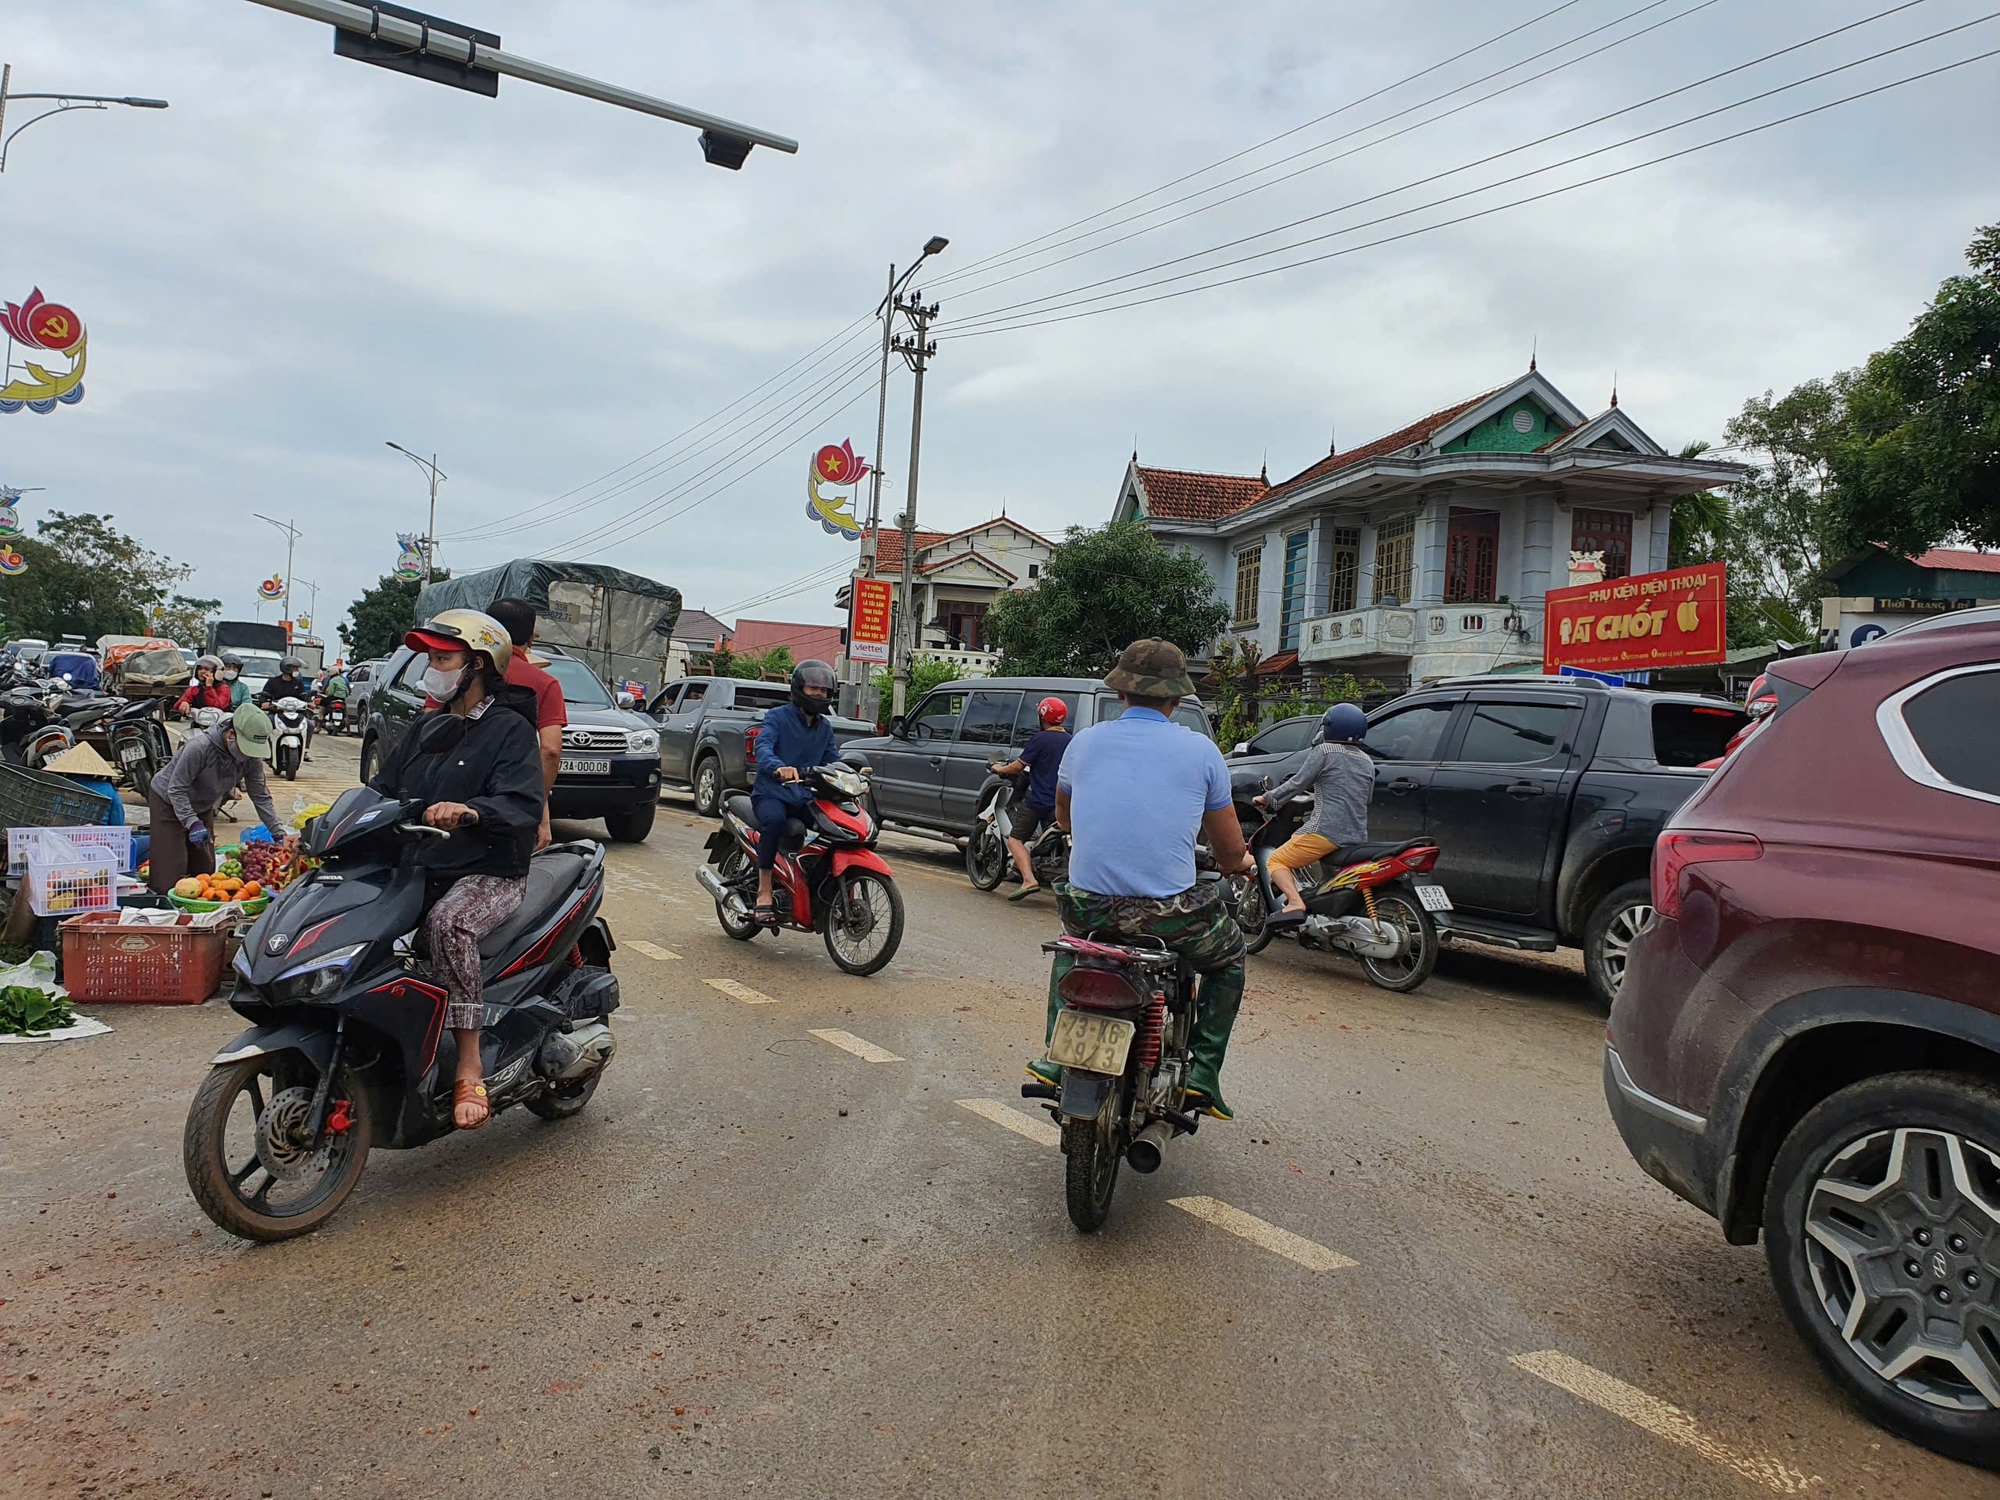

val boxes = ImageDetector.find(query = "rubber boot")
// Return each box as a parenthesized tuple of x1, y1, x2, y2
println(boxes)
(1184, 965, 1244, 1121)
(1026, 950, 1073, 1086)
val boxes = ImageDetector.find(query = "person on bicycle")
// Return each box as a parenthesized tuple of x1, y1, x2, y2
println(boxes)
(749, 659, 839, 925)
(1028, 640, 1254, 1120)
(987, 695, 1070, 901)
(1252, 701, 1374, 915)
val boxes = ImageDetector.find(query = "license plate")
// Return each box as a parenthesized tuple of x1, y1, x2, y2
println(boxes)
(119, 743, 146, 762)
(1048, 1011, 1136, 1074)
(563, 757, 611, 775)
(1412, 881, 1453, 912)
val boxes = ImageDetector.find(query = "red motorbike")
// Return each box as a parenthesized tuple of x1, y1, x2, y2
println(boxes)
(696, 763, 905, 975)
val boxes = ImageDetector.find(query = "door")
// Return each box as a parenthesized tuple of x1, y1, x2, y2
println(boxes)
(943, 689, 1023, 829)
(1360, 698, 1458, 844)
(653, 681, 705, 780)
(1423, 696, 1585, 917)
(871, 689, 964, 826)
(374, 649, 429, 765)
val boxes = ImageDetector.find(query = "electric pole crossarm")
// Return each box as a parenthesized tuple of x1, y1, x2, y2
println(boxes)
(241, 0, 799, 153)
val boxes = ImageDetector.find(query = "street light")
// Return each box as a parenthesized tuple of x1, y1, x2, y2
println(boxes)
(0, 64, 169, 174)
(863, 233, 949, 575)
(386, 442, 447, 585)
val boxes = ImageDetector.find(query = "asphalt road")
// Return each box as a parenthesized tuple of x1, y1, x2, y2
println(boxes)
(1, 734, 1990, 1498)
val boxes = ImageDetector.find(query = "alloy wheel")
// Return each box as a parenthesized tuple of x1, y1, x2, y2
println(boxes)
(1598, 899, 1653, 994)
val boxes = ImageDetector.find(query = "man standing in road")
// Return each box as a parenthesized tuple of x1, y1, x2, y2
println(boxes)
(1030, 640, 1253, 1120)
(483, 598, 566, 851)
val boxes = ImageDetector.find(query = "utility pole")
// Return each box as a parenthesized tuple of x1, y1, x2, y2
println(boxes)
(254, 513, 302, 639)
(890, 291, 938, 721)
(386, 442, 447, 584)
(863, 262, 895, 583)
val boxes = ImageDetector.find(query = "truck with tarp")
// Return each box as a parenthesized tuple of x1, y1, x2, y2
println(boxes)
(415, 560, 683, 699)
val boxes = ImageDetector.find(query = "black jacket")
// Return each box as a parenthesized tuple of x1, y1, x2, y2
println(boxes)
(257, 674, 312, 706)
(368, 695, 544, 879)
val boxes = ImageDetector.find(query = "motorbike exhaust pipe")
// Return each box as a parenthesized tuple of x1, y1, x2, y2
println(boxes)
(536, 1021, 615, 1082)
(1126, 1118, 1174, 1174)
(695, 862, 752, 918)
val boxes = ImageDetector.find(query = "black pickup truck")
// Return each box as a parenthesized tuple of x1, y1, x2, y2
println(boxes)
(1233, 676, 1747, 1007)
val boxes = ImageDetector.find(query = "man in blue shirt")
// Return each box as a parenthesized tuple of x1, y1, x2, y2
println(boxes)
(1032, 640, 1254, 1120)
(986, 695, 1071, 901)
(750, 660, 839, 924)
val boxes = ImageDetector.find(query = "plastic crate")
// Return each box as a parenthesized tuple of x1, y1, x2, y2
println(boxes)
(8, 824, 133, 877)
(59, 911, 230, 1004)
(0, 760, 112, 827)
(26, 834, 120, 917)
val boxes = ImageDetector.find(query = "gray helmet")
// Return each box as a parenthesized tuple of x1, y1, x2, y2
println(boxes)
(220, 652, 243, 670)
(280, 656, 303, 673)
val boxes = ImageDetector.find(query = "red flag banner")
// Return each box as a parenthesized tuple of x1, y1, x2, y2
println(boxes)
(1543, 561, 1727, 674)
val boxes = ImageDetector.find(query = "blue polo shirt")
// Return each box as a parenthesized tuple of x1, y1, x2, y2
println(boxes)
(1058, 707, 1231, 898)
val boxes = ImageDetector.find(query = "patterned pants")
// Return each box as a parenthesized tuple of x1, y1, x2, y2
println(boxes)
(427, 874, 528, 1031)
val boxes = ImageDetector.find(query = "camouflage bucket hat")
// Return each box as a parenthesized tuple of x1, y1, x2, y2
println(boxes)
(1103, 638, 1196, 699)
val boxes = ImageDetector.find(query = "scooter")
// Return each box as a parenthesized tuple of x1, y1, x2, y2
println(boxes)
(318, 694, 348, 737)
(0, 684, 75, 768)
(182, 785, 618, 1242)
(106, 696, 173, 796)
(695, 763, 905, 975)
(270, 696, 311, 779)
(966, 771, 1070, 892)
(1233, 786, 1450, 992)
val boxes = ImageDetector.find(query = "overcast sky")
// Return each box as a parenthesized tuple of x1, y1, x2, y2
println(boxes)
(3, 0, 1995, 648)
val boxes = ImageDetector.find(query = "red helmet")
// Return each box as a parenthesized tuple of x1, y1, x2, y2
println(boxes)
(1037, 696, 1068, 726)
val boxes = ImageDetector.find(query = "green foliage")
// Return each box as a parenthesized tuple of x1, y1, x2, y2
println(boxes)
(340, 569, 449, 664)
(987, 520, 1230, 678)
(1832, 222, 2000, 554)
(150, 594, 221, 647)
(700, 643, 795, 680)
(870, 655, 960, 729)
(1666, 440, 1810, 647)
(1207, 636, 1378, 748)
(0, 984, 72, 1038)
(1714, 383, 1853, 645)
(0, 511, 193, 644)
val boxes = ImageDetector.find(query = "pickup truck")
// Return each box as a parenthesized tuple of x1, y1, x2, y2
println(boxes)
(1230, 676, 1747, 1008)
(647, 676, 873, 817)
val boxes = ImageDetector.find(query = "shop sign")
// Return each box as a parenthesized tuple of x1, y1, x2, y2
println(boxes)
(1872, 597, 1976, 614)
(1544, 561, 1726, 674)
(848, 575, 893, 665)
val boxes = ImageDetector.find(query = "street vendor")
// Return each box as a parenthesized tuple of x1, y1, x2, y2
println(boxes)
(146, 702, 281, 894)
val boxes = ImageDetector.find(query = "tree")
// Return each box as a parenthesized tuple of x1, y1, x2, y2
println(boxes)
(151, 594, 221, 647)
(1833, 222, 2000, 553)
(1717, 382, 1855, 644)
(0, 511, 193, 643)
(1667, 440, 1806, 647)
(987, 520, 1230, 677)
(341, 570, 448, 663)
(870, 654, 960, 729)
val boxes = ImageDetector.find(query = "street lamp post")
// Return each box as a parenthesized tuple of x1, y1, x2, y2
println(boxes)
(0, 64, 169, 174)
(863, 236, 947, 583)
(386, 443, 447, 585)
(254, 513, 302, 639)
(890, 287, 941, 723)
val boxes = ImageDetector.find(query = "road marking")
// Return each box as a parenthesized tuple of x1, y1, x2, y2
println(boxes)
(809, 1028, 904, 1063)
(704, 977, 776, 1005)
(629, 940, 681, 961)
(956, 1098, 1061, 1148)
(1167, 1196, 1357, 1272)
(1509, 1351, 1818, 1494)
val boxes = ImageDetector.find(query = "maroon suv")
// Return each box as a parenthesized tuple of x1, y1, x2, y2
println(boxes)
(1605, 610, 2000, 1466)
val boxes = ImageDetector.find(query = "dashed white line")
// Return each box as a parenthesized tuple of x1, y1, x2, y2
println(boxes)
(1510, 1351, 1819, 1494)
(704, 977, 776, 1005)
(809, 1028, 905, 1064)
(956, 1098, 1062, 1148)
(629, 940, 681, 961)
(1167, 1196, 1356, 1272)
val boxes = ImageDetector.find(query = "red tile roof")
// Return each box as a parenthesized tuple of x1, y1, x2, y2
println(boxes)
(1265, 389, 1498, 502)
(863, 526, 949, 573)
(1254, 649, 1300, 676)
(1911, 548, 2000, 575)
(1135, 465, 1270, 521)
(731, 619, 845, 661)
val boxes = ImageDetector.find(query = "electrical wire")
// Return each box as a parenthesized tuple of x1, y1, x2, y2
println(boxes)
(943, 28, 2000, 338)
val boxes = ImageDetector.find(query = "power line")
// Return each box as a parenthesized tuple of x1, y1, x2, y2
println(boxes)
(943, 26, 2000, 338)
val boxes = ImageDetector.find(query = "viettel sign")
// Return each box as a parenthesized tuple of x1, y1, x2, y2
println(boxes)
(1544, 561, 1727, 674)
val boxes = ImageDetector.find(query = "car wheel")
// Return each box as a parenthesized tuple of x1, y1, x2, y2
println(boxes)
(1584, 878, 1653, 1010)
(604, 802, 655, 842)
(358, 738, 380, 787)
(1764, 1071, 2000, 1467)
(692, 756, 722, 818)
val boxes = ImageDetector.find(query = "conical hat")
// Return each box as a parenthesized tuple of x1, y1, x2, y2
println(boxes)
(42, 742, 119, 778)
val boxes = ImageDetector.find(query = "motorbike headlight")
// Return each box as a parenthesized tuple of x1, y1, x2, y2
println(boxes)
(626, 729, 659, 755)
(269, 943, 367, 1003)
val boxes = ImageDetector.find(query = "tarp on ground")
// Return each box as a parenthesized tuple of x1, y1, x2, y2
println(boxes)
(415, 560, 683, 696)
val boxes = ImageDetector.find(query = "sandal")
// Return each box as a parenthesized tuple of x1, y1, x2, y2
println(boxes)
(1007, 883, 1042, 902)
(753, 903, 779, 927)
(453, 1077, 490, 1130)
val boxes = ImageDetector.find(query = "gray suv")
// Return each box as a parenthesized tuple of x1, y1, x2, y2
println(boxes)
(839, 675, 1214, 838)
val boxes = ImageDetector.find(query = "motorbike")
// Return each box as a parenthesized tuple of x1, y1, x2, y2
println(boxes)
(106, 696, 173, 796)
(182, 785, 619, 1242)
(1231, 786, 1448, 992)
(318, 694, 348, 737)
(270, 696, 311, 779)
(965, 771, 1070, 892)
(695, 763, 905, 975)
(0, 683, 75, 768)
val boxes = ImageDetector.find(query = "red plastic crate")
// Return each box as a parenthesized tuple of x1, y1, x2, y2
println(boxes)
(60, 912, 230, 1004)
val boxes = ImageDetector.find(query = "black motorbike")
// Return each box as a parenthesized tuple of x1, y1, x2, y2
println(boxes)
(0, 683, 75, 768)
(106, 696, 172, 796)
(965, 771, 1070, 892)
(182, 786, 619, 1242)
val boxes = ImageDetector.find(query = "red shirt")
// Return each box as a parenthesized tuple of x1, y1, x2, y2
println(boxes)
(509, 654, 566, 731)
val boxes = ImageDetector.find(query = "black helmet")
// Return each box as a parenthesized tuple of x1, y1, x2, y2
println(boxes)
(790, 659, 837, 717)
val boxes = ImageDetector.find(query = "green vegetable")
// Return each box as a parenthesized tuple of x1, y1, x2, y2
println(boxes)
(0, 984, 73, 1037)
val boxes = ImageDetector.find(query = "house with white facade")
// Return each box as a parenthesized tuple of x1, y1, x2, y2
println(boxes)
(1114, 367, 1745, 690)
(834, 516, 1056, 676)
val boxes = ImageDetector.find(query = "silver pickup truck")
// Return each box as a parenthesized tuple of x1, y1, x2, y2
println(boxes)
(646, 675, 874, 816)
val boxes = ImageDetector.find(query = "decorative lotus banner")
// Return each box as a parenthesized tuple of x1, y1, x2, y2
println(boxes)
(1, 289, 87, 416)
(0, 546, 27, 576)
(807, 439, 869, 540)
(0, 486, 24, 538)
(257, 575, 285, 601)
(393, 534, 425, 582)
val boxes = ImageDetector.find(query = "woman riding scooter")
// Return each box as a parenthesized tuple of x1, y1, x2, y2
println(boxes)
(174, 656, 233, 718)
(368, 610, 544, 1131)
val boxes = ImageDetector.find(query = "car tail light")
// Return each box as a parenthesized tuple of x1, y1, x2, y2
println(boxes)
(1057, 965, 1147, 1011)
(1651, 830, 1762, 918)
(744, 725, 759, 753)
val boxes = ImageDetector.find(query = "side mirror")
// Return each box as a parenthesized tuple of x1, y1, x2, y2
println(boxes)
(617, 691, 638, 709)
(888, 715, 907, 739)
(1232, 741, 1251, 756)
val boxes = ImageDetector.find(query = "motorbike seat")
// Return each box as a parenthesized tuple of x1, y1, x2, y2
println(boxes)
(723, 792, 754, 823)
(476, 849, 590, 960)
(1334, 838, 1431, 866)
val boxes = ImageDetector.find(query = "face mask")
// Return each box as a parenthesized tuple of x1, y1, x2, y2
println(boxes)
(222, 669, 238, 681)
(422, 664, 468, 702)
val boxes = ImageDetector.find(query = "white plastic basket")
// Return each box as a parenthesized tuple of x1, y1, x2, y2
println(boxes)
(26, 833, 120, 917)
(8, 824, 134, 877)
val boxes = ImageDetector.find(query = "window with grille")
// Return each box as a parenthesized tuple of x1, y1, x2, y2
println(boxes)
(1233, 546, 1262, 625)
(1372, 516, 1414, 605)
(1328, 527, 1360, 613)
(1279, 533, 1309, 649)
(1444, 508, 1499, 603)
(1572, 508, 1633, 580)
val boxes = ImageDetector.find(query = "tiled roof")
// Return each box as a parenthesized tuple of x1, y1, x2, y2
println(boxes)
(1911, 548, 2000, 575)
(1254, 649, 1300, 676)
(731, 619, 845, 660)
(672, 607, 732, 647)
(1135, 465, 1270, 521)
(863, 526, 950, 573)
(1264, 389, 1498, 502)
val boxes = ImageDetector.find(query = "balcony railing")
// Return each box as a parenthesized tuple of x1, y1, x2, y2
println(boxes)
(1299, 605, 1533, 665)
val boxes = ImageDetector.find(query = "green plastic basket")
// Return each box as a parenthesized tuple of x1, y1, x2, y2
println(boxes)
(166, 892, 272, 916)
